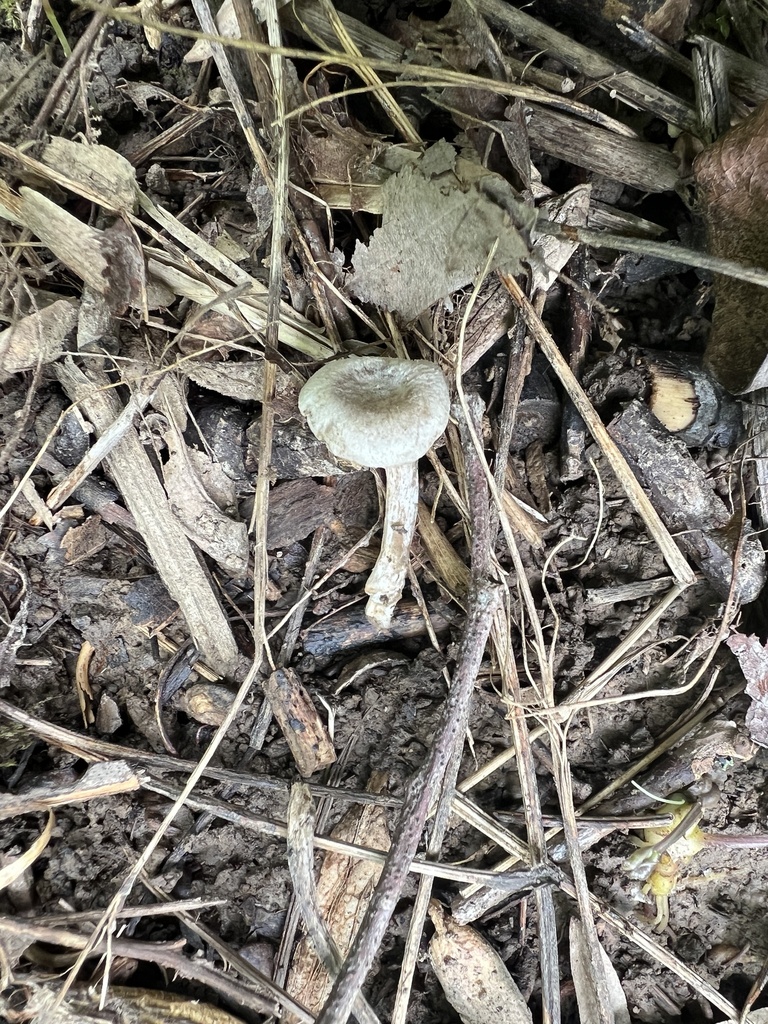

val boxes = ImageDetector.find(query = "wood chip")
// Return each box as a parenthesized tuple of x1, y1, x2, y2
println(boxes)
(262, 668, 335, 777)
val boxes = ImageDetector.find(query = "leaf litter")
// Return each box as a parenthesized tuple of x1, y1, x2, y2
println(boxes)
(0, 2, 768, 1024)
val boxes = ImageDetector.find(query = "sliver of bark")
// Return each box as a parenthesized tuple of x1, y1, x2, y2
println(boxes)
(695, 101, 768, 392)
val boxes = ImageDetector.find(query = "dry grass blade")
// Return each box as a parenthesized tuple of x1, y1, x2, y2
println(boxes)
(551, 731, 613, 1024)
(0, 811, 53, 892)
(569, 918, 630, 1024)
(0, 916, 280, 1018)
(315, 0, 419, 144)
(0, 761, 141, 821)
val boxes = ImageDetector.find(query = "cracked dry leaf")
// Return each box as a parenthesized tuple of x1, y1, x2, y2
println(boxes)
(285, 780, 391, 1020)
(428, 901, 532, 1024)
(694, 100, 768, 392)
(349, 143, 527, 319)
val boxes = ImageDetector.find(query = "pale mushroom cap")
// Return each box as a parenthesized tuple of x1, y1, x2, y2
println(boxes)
(298, 356, 451, 467)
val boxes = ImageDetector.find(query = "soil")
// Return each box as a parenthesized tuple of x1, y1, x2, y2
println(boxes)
(1, 3, 768, 1024)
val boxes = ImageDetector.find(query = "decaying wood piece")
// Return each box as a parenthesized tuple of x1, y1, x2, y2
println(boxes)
(47, 385, 158, 512)
(285, 776, 391, 1021)
(608, 400, 765, 603)
(695, 101, 768, 392)
(428, 901, 533, 1024)
(416, 500, 471, 601)
(262, 668, 336, 776)
(162, 428, 249, 577)
(301, 600, 458, 664)
(645, 355, 743, 448)
(55, 358, 241, 676)
(266, 479, 336, 549)
(0, 183, 145, 314)
(0, 761, 142, 821)
(476, 0, 697, 131)
(247, 417, 345, 479)
(526, 106, 680, 193)
(39, 136, 138, 215)
(504, 277, 696, 587)
(692, 37, 730, 143)
(0, 300, 78, 382)
(285, 784, 382, 1024)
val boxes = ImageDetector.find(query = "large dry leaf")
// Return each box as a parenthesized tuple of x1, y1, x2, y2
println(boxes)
(428, 902, 532, 1024)
(349, 142, 527, 319)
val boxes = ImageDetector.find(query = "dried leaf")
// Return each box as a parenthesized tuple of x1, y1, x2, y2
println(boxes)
(0, 299, 78, 382)
(569, 918, 630, 1024)
(428, 901, 532, 1024)
(349, 143, 526, 319)
(726, 632, 768, 748)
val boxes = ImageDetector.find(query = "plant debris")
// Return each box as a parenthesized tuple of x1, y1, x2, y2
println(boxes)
(1, 2, 768, 1023)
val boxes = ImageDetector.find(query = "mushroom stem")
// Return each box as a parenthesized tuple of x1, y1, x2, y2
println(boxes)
(365, 461, 419, 628)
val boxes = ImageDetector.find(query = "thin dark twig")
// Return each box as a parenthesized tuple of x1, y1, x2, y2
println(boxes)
(31, 8, 109, 134)
(287, 785, 382, 1024)
(315, 412, 501, 1022)
(391, 391, 495, 1021)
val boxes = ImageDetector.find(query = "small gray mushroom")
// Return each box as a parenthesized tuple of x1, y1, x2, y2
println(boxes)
(298, 355, 451, 628)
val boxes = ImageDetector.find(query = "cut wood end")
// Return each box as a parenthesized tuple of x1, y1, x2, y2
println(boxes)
(648, 366, 699, 433)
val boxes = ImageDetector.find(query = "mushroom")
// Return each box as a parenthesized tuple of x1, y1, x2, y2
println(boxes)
(298, 355, 451, 628)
